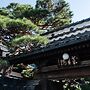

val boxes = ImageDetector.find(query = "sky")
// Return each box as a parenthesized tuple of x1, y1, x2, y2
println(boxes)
(0, 0, 90, 22)
(67, 0, 90, 22)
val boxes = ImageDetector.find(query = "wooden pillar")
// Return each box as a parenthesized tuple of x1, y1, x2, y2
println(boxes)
(40, 79, 48, 90)
(59, 80, 64, 90)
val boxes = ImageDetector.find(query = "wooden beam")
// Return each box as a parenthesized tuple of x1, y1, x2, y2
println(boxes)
(34, 64, 90, 79)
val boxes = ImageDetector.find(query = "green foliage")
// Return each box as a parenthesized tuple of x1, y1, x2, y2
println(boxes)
(0, 15, 10, 29)
(52, 0, 73, 27)
(0, 1, 72, 54)
(0, 58, 9, 69)
(0, 14, 47, 54)
(14, 64, 35, 79)
(36, 0, 52, 10)
(0, 1, 73, 29)
(80, 78, 90, 90)
(0, 3, 48, 25)
(0, 3, 33, 19)
(0, 3, 49, 25)
(0, 8, 9, 16)
(6, 18, 36, 31)
(0, 15, 38, 32)
(27, 9, 49, 24)
(0, 18, 5, 29)
(36, 0, 73, 29)
(21, 68, 34, 78)
(0, 13, 48, 54)
(63, 79, 81, 90)
(11, 4, 33, 18)
(22, 18, 38, 30)
(11, 35, 48, 46)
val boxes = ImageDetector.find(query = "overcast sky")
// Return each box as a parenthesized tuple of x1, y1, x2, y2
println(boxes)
(0, 0, 90, 22)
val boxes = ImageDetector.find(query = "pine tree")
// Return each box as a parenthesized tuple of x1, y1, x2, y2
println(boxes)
(35, 0, 73, 30)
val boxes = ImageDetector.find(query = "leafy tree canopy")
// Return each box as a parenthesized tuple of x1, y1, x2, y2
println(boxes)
(0, 1, 73, 29)
(0, 3, 33, 18)
(35, 0, 73, 29)
(0, 0, 73, 79)
(0, 3, 49, 25)
(0, 14, 48, 55)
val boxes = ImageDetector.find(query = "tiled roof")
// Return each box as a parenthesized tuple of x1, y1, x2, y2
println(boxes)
(42, 17, 90, 35)
(35, 17, 90, 52)
(8, 17, 90, 61)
